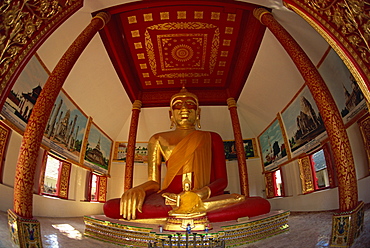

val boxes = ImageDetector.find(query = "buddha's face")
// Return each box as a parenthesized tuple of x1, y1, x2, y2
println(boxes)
(171, 96, 199, 129)
(184, 182, 190, 191)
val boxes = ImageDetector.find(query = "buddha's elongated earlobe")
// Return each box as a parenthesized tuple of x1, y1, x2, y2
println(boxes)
(196, 108, 201, 129)
(196, 115, 201, 129)
(170, 115, 175, 129)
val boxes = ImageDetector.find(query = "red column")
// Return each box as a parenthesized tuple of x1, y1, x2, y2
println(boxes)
(227, 98, 249, 196)
(253, 8, 358, 211)
(124, 100, 142, 192)
(13, 12, 110, 218)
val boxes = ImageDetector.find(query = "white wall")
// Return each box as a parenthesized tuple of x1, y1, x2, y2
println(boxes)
(2, 109, 369, 217)
(0, 128, 105, 217)
(265, 121, 370, 212)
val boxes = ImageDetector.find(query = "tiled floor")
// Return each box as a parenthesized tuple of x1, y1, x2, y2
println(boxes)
(1, 205, 369, 248)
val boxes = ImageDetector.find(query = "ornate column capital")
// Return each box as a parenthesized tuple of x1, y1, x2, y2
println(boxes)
(92, 12, 111, 29)
(253, 8, 271, 23)
(227, 97, 237, 109)
(132, 100, 142, 111)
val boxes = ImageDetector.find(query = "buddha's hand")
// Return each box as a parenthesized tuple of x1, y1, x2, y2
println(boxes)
(162, 192, 177, 205)
(120, 186, 145, 220)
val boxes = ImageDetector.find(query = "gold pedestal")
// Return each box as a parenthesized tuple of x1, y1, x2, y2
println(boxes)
(7, 209, 43, 248)
(330, 201, 364, 247)
(164, 215, 211, 231)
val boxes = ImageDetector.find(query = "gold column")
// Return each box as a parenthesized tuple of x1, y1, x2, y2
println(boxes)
(124, 100, 142, 192)
(227, 98, 249, 196)
(253, 8, 358, 211)
(13, 12, 110, 219)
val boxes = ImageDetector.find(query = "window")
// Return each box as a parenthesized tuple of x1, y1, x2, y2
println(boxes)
(41, 153, 71, 199)
(265, 169, 284, 198)
(311, 149, 330, 189)
(298, 143, 336, 194)
(274, 170, 283, 196)
(86, 171, 107, 202)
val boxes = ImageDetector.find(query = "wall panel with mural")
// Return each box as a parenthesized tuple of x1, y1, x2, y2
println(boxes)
(0, 54, 112, 175)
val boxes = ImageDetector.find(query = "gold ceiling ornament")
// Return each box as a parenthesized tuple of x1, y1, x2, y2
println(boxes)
(0, 0, 80, 87)
(306, 0, 369, 63)
(144, 22, 220, 78)
(127, 15, 137, 24)
(171, 44, 194, 62)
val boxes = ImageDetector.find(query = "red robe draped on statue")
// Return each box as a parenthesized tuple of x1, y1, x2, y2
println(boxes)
(104, 132, 270, 222)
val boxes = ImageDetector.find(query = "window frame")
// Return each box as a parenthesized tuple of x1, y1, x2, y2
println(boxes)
(40, 152, 71, 199)
(265, 168, 285, 198)
(86, 171, 107, 203)
(298, 142, 337, 195)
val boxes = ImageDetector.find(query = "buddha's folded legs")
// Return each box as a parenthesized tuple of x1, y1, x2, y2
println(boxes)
(104, 193, 270, 222)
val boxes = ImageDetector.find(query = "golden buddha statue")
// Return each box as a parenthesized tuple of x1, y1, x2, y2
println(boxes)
(103, 87, 271, 222)
(167, 174, 206, 217)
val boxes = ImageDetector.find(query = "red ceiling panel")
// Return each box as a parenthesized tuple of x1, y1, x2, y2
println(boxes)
(94, 0, 267, 107)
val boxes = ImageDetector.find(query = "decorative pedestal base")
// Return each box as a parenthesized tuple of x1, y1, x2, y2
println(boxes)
(165, 215, 211, 231)
(330, 201, 364, 247)
(84, 210, 290, 247)
(7, 209, 43, 248)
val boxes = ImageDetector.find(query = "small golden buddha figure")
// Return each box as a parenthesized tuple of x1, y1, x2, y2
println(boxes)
(166, 174, 206, 217)
(103, 87, 271, 222)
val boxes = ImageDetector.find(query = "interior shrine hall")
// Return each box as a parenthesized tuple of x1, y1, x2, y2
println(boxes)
(0, 0, 369, 247)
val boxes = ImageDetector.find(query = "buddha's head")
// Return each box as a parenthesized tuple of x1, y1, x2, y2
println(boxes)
(182, 174, 192, 191)
(169, 87, 201, 129)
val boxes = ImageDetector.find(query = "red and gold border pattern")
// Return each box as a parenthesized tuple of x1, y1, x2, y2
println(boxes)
(298, 156, 315, 194)
(0, 0, 83, 102)
(265, 172, 275, 198)
(57, 161, 71, 199)
(98, 176, 107, 202)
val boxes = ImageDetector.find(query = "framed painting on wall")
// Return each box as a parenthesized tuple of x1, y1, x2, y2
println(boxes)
(81, 121, 113, 175)
(258, 117, 288, 171)
(1, 54, 49, 131)
(280, 85, 327, 158)
(113, 141, 148, 163)
(318, 48, 367, 125)
(223, 138, 258, 160)
(42, 89, 89, 164)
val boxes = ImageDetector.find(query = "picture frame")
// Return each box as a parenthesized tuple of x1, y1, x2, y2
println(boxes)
(223, 138, 258, 160)
(81, 120, 113, 175)
(318, 48, 367, 125)
(113, 141, 148, 163)
(42, 89, 89, 164)
(258, 117, 288, 171)
(1, 54, 90, 165)
(280, 85, 327, 158)
(1, 54, 49, 132)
